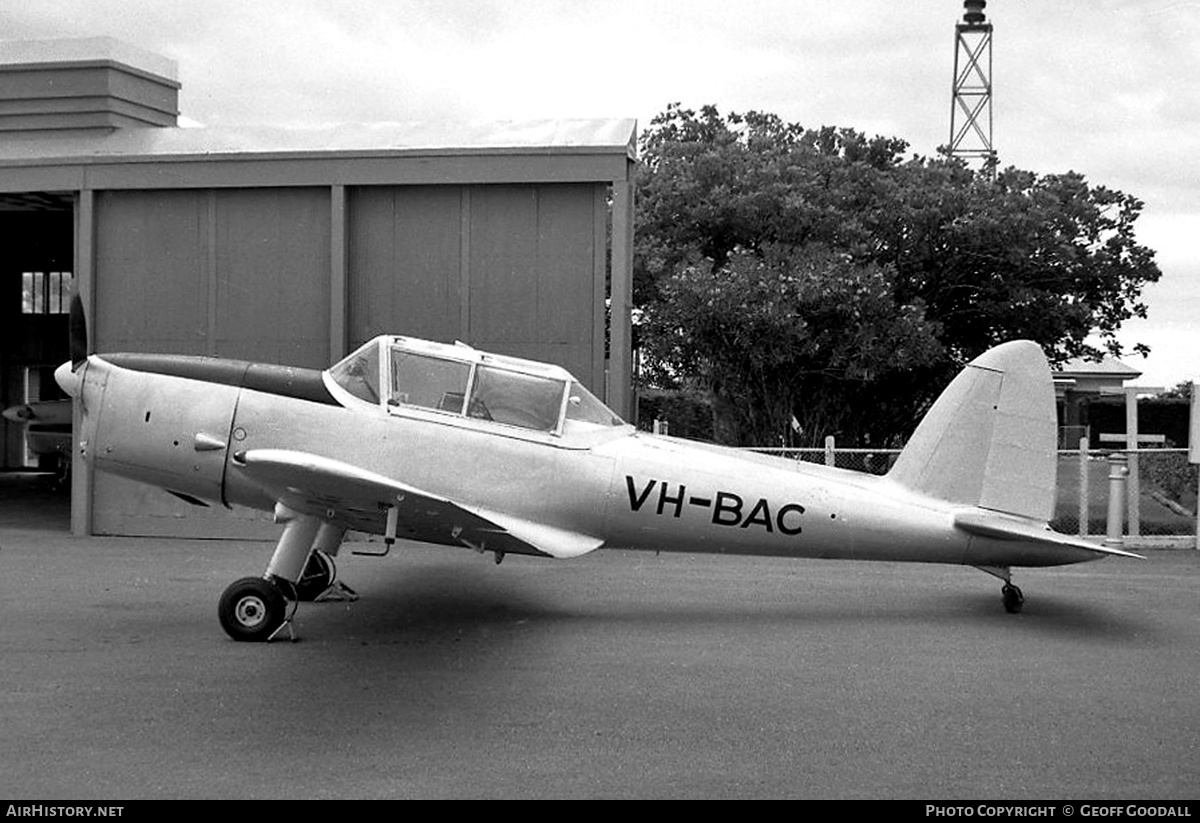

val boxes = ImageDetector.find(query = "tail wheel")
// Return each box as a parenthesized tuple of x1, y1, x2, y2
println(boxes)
(218, 577, 287, 641)
(1001, 583, 1024, 614)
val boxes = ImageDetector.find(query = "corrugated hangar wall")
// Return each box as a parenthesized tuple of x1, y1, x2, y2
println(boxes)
(89, 188, 335, 537)
(84, 181, 610, 538)
(94, 188, 332, 364)
(0, 37, 635, 540)
(93, 184, 603, 376)
(347, 183, 603, 385)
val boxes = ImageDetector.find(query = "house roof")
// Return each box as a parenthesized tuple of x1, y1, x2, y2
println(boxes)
(1054, 355, 1142, 380)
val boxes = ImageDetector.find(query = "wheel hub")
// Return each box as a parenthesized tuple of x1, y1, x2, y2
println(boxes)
(234, 595, 268, 628)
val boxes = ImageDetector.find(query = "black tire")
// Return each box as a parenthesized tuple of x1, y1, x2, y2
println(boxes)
(1001, 583, 1024, 614)
(294, 550, 334, 602)
(218, 577, 287, 641)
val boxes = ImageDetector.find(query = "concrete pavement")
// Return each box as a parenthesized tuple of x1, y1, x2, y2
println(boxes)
(1, 478, 1198, 798)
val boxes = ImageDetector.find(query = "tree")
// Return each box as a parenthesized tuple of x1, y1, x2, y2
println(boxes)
(644, 244, 941, 445)
(636, 104, 1162, 446)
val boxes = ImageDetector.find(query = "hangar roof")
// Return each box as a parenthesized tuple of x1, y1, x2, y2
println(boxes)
(0, 118, 638, 195)
(0, 118, 638, 165)
(0, 37, 636, 191)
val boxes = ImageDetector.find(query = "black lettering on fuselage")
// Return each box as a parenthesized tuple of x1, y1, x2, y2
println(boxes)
(742, 498, 773, 532)
(626, 476, 656, 512)
(625, 475, 805, 537)
(713, 491, 743, 526)
(657, 482, 686, 518)
(776, 503, 805, 535)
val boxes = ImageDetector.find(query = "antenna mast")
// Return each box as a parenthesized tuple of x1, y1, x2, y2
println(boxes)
(949, 0, 996, 167)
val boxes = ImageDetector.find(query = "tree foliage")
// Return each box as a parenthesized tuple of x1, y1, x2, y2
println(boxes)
(636, 104, 1162, 446)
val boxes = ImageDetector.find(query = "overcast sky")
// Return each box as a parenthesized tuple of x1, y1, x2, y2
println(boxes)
(6, 0, 1198, 386)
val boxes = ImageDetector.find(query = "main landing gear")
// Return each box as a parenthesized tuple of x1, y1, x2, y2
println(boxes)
(217, 550, 359, 642)
(218, 504, 359, 642)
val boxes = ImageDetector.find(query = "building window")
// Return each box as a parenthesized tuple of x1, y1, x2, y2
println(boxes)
(22, 271, 74, 314)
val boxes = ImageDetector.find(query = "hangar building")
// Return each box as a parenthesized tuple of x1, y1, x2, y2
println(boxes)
(0, 38, 636, 538)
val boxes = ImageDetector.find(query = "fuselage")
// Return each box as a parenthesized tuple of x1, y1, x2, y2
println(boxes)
(61, 350, 1106, 570)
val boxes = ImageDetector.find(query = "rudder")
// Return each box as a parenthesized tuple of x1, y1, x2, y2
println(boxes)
(887, 341, 1057, 522)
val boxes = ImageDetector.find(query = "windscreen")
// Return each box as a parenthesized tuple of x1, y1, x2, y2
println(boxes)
(328, 341, 381, 404)
(564, 381, 624, 428)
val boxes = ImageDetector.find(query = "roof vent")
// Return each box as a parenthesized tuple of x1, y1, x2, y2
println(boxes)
(0, 37, 179, 137)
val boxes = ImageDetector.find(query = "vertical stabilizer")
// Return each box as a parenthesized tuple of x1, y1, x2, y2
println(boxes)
(888, 341, 1057, 522)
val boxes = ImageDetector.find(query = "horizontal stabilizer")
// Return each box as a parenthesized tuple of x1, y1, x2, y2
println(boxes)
(954, 510, 1144, 559)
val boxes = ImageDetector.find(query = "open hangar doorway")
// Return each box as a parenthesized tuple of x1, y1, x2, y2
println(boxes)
(0, 193, 74, 527)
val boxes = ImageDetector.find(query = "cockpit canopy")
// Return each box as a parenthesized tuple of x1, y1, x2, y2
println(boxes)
(327, 336, 624, 435)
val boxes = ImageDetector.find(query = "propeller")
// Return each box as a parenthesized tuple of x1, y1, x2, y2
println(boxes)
(69, 292, 89, 371)
(56, 292, 89, 398)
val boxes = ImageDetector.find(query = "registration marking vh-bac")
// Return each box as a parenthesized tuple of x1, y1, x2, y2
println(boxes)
(53, 297, 1139, 641)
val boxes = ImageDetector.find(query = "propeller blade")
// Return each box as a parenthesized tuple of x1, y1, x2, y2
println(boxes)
(69, 292, 88, 370)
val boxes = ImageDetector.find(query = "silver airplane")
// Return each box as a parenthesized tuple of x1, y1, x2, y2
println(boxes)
(2, 398, 72, 485)
(54, 299, 1139, 641)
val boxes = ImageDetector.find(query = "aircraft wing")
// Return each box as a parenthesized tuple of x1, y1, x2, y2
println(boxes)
(232, 448, 602, 559)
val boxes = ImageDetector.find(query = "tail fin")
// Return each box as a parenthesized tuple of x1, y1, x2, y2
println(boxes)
(888, 340, 1057, 522)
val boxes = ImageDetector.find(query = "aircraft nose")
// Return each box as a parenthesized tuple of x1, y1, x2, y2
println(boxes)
(1, 404, 30, 424)
(54, 360, 81, 398)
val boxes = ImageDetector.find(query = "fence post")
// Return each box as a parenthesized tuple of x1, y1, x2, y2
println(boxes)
(824, 435, 836, 467)
(1125, 392, 1141, 537)
(1191, 381, 1199, 550)
(1106, 452, 1129, 548)
(1078, 436, 1089, 537)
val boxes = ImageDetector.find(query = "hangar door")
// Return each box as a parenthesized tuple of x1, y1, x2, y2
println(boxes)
(93, 188, 331, 365)
(1, 209, 72, 473)
(89, 187, 330, 537)
(348, 183, 605, 392)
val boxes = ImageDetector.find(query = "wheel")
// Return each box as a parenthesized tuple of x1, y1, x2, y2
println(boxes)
(218, 576, 287, 641)
(294, 550, 334, 602)
(1001, 583, 1024, 614)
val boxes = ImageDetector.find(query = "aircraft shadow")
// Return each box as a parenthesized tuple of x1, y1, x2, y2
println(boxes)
(293, 563, 1159, 647)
